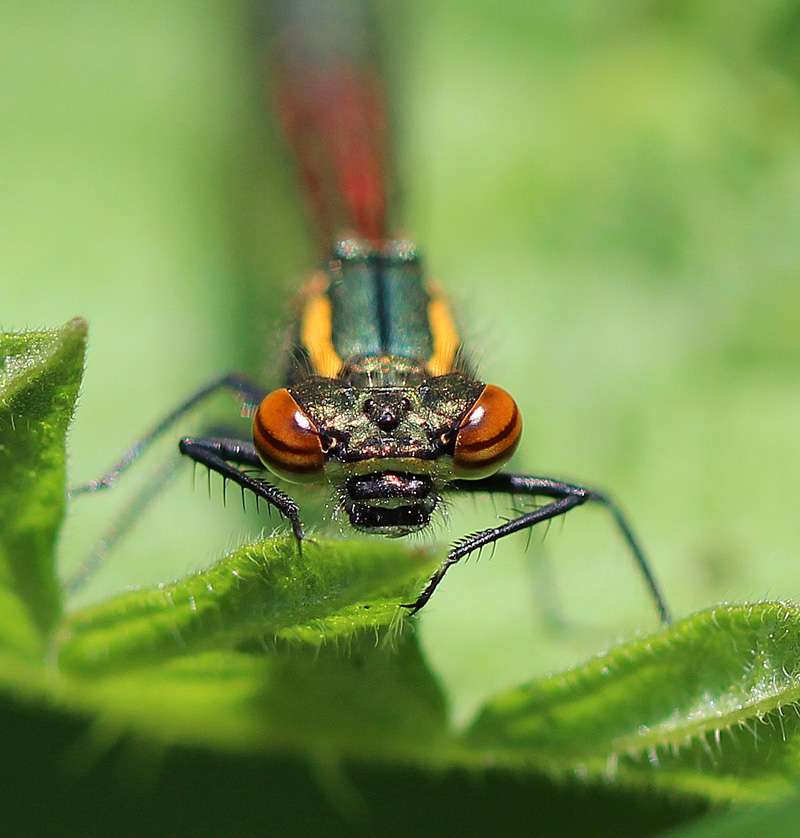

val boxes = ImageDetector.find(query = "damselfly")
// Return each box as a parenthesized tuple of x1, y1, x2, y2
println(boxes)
(70, 0, 670, 621)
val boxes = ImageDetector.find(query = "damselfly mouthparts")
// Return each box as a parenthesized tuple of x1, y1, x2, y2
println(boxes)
(70, 0, 670, 621)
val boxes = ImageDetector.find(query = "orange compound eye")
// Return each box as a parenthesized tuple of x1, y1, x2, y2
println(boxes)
(252, 388, 325, 483)
(452, 384, 522, 479)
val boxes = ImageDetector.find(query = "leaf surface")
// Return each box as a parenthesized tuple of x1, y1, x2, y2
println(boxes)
(0, 318, 85, 654)
(469, 602, 800, 800)
(58, 535, 443, 675)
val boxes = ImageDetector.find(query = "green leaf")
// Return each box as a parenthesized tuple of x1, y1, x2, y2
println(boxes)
(0, 318, 85, 653)
(468, 602, 800, 801)
(57, 628, 450, 760)
(57, 535, 443, 676)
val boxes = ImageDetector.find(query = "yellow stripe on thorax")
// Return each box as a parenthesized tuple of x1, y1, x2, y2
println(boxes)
(300, 272, 343, 378)
(426, 280, 460, 376)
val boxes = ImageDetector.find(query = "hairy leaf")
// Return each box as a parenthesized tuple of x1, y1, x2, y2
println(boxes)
(469, 602, 800, 800)
(0, 318, 85, 652)
(57, 535, 443, 675)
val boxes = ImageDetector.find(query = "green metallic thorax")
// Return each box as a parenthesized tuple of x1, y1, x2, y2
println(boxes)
(327, 238, 434, 366)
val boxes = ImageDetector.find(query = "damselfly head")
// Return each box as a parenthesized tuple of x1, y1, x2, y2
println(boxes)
(251, 368, 522, 536)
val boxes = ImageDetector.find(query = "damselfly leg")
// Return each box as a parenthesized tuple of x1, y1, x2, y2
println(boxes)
(406, 474, 670, 622)
(69, 372, 266, 497)
(66, 372, 304, 594)
(178, 436, 303, 541)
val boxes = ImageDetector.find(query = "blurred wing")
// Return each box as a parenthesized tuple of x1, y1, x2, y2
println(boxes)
(268, 0, 393, 248)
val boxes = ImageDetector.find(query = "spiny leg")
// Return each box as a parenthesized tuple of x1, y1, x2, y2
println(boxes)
(179, 437, 304, 543)
(405, 473, 670, 623)
(406, 492, 581, 616)
(66, 373, 269, 595)
(69, 372, 267, 497)
(67, 438, 303, 599)
(64, 455, 183, 597)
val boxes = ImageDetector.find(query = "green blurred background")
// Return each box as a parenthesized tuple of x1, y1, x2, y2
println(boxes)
(2, 0, 800, 725)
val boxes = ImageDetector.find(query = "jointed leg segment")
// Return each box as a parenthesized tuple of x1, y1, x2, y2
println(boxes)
(69, 372, 267, 497)
(66, 373, 305, 596)
(178, 437, 304, 541)
(405, 473, 670, 622)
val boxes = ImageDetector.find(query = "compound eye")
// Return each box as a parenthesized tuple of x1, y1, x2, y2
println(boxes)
(452, 384, 522, 479)
(252, 388, 325, 483)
